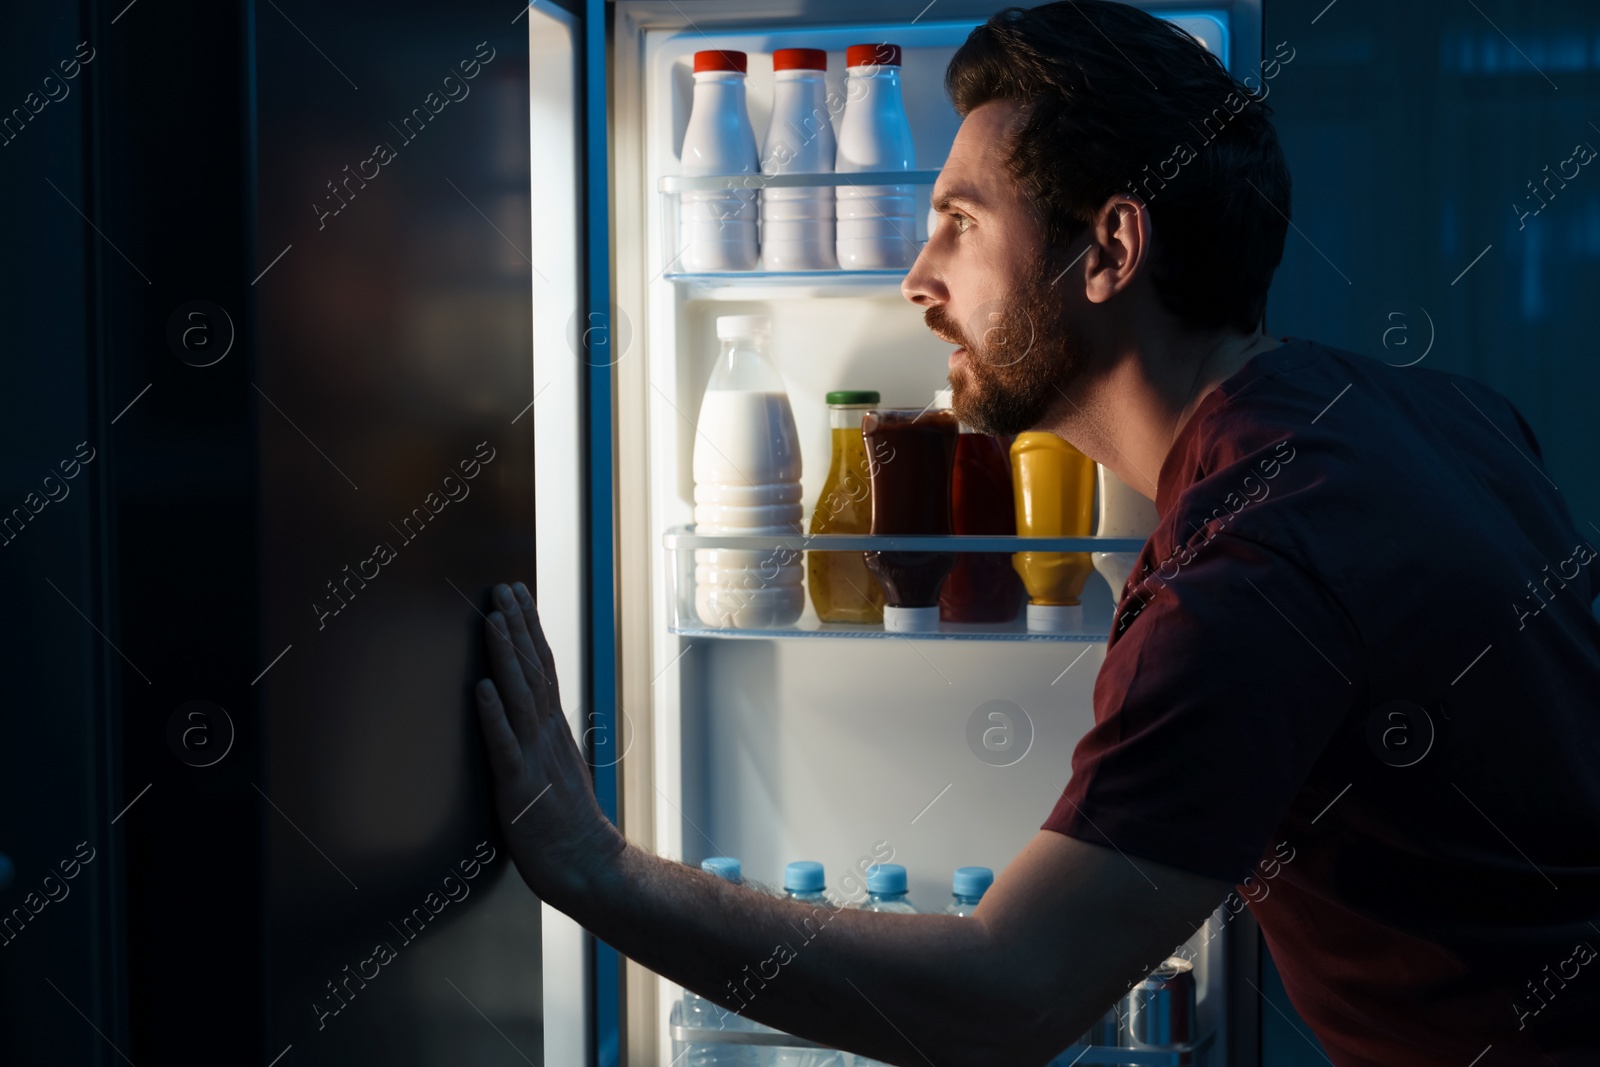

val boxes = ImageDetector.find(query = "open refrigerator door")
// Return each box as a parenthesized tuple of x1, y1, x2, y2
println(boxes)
(600, 2, 1264, 1063)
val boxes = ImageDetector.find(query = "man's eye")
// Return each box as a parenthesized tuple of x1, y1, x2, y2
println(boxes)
(951, 213, 971, 234)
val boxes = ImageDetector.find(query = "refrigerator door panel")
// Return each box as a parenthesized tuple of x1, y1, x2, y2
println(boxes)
(253, 4, 545, 1063)
(529, 3, 595, 1065)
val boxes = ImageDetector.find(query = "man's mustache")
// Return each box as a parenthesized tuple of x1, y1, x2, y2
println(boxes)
(923, 304, 969, 349)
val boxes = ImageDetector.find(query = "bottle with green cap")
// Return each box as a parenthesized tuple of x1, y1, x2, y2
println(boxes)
(808, 390, 887, 623)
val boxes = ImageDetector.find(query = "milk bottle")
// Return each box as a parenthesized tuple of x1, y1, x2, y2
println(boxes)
(681, 50, 760, 271)
(761, 48, 838, 271)
(692, 316, 805, 628)
(836, 43, 917, 269)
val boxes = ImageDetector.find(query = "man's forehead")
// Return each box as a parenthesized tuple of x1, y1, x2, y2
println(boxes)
(933, 99, 1027, 205)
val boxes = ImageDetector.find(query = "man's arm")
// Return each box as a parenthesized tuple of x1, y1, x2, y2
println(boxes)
(475, 582, 1230, 1067)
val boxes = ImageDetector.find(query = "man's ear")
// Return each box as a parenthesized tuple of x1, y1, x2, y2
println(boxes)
(1084, 197, 1152, 305)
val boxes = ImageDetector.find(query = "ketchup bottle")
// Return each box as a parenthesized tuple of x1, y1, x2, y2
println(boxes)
(937, 390, 1023, 623)
(862, 406, 958, 633)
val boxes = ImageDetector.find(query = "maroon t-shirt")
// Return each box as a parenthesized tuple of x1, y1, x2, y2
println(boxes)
(1043, 338, 1600, 1067)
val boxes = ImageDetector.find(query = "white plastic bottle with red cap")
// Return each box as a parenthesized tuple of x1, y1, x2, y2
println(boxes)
(760, 48, 838, 271)
(680, 49, 759, 272)
(836, 43, 917, 269)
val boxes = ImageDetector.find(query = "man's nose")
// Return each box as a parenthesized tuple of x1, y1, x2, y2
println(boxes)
(900, 229, 945, 307)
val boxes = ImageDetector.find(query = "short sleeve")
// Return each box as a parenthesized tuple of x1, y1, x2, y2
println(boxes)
(1042, 532, 1364, 884)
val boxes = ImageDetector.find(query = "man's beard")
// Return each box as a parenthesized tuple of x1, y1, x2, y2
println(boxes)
(927, 256, 1084, 436)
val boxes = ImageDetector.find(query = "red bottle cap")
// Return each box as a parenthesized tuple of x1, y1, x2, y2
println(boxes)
(773, 48, 828, 71)
(693, 49, 748, 74)
(846, 43, 902, 68)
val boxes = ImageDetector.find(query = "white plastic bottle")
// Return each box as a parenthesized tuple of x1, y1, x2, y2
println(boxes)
(836, 43, 917, 270)
(859, 863, 917, 914)
(692, 315, 805, 629)
(681, 50, 760, 272)
(761, 49, 838, 271)
(1092, 464, 1159, 618)
(943, 866, 993, 917)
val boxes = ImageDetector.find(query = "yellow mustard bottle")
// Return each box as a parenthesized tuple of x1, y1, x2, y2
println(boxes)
(1010, 432, 1096, 632)
(808, 391, 885, 623)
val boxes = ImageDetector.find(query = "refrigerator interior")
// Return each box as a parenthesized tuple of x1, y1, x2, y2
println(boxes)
(604, 2, 1259, 1060)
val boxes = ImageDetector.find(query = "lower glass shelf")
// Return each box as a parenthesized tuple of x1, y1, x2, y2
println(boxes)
(668, 998, 1213, 1066)
(663, 526, 1136, 642)
(669, 619, 1108, 642)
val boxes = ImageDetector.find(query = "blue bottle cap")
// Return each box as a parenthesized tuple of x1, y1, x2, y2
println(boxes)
(701, 856, 742, 883)
(785, 860, 825, 893)
(952, 866, 994, 899)
(865, 863, 907, 895)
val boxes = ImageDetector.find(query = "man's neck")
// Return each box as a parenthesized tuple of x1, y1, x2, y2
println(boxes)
(1045, 329, 1279, 501)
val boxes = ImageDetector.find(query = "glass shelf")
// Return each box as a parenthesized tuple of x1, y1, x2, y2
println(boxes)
(658, 169, 942, 193)
(663, 526, 1143, 642)
(660, 269, 911, 300)
(663, 529, 1147, 553)
(657, 169, 940, 297)
(668, 1001, 1213, 1066)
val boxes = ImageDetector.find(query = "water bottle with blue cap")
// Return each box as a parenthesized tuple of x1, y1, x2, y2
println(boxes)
(783, 860, 829, 905)
(860, 863, 917, 914)
(945, 866, 994, 917)
(683, 857, 762, 1066)
(773, 862, 848, 1066)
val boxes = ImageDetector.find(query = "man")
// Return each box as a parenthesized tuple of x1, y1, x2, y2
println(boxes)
(475, 4, 1600, 1065)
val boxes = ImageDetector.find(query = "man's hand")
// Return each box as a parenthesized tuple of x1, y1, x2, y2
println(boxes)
(475, 581, 623, 907)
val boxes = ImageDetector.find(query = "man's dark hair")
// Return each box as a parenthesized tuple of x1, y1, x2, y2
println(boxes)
(946, 2, 1291, 334)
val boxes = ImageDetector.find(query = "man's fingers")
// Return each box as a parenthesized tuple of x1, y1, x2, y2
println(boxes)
(474, 678, 525, 779)
(513, 582, 563, 711)
(485, 610, 538, 738)
(494, 583, 551, 700)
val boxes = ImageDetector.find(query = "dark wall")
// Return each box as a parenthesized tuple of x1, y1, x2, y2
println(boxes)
(1264, 0, 1600, 526)
(0, 5, 117, 1065)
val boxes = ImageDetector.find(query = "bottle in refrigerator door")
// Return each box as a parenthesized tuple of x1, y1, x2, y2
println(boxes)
(701, 856, 744, 883)
(809, 391, 886, 624)
(760, 49, 838, 271)
(1092, 464, 1158, 616)
(767, 901, 850, 1067)
(783, 860, 831, 905)
(862, 406, 958, 633)
(681, 50, 760, 271)
(693, 316, 805, 630)
(935, 389, 1024, 623)
(1010, 432, 1096, 632)
(859, 863, 917, 913)
(685, 857, 764, 1065)
(836, 43, 918, 269)
(943, 866, 993, 917)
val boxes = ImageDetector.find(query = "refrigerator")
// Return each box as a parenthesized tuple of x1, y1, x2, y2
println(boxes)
(531, 1, 1268, 1064)
(0, 2, 1262, 1064)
